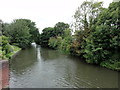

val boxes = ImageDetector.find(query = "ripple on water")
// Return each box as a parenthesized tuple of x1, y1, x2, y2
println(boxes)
(10, 46, 119, 88)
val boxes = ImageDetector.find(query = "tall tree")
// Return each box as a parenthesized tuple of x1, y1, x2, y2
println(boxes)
(83, 1, 120, 70)
(39, 27, 55, 47)
(54, 22, 69, 37)
(39, 22, 70, 47)
(70, 1, 104, 56)
(73, 1, 103, 31)
(5, 19, 31, 49)
(4, 19, 40, 49)
(14, 19, 40, 44)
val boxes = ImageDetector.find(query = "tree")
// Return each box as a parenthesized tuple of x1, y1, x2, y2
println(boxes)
(39, 27, 55, 47)
(3, 19, 40, 49)
(70, 1, 104, 56)
(58, 28, 72, 54)
(5, 19, 31, 49)
(83, 1, 120, 70)
(54, 22, 69, 37)
(73, 1, 103, 31)
(48, 36, 62, 49)
(69, 30, 85, 56)
(19, 19, 40, 44)
(2, 23, 10, 36)
(39, 22, 70, 47)
(14, 19, 40, 44)
(0, 36, 13, 59)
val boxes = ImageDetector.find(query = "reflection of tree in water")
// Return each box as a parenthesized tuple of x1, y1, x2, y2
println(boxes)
(39, 47, 60, 61)
(10, 46, 37, 75)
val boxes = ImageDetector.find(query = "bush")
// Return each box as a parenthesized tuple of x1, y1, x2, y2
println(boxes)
(48, 37, 62, 49)
(58, 29, 72, 54)
(0, 35, 21, 59)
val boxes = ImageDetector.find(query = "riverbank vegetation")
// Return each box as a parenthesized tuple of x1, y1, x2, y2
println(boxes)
(0, 35, 21, 59)
(0, 19, 40, 59)
(39, 1, 120, 71)
(0, 1, 120, 71)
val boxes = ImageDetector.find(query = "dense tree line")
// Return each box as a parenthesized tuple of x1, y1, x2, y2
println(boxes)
(83, 1, 120, 70)
(0, 19, 40, 59)
(38, 22, 69, 47)
(0, 1, 119, 70)
(1, 19, 40, 49)
(39, 1, 120, 71)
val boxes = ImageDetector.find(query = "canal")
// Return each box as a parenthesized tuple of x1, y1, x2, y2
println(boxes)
(9, 44, 119, 88)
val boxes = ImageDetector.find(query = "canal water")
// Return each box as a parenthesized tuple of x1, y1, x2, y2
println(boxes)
(9, 44, 119, 88)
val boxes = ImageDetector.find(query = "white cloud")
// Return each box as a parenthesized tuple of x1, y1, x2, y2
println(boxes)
(0, 0, 113, 32)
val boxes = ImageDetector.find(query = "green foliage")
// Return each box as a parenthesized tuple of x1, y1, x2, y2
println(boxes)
(63, 1, 120, 71)
(54, 22, 69, 37)
(58, 29, 72, 54)
(0, 35, 21, 59)
(39, 27, 55, 47)
(100, 60, 120, 71)
(48, 37, 62, 49)
(83, 25, 111, 64)
(70, 0, 104, 56)
(1, 1, 119, 71)
(83, 1, 120, 71)
(69, 40, 81, 56)
(3, 19, 40, 49)
(48, 28, 72, 54)
(5, 20, 31, 49)
(39, 22, 69, 47)
(1, 36, 11, 54)
(69, 28, 90, 56)
(20, 19, 40, 44)
(73, 1, 103, 31)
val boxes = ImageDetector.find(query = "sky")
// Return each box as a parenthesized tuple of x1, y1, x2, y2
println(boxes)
(0, 0, 113, 33)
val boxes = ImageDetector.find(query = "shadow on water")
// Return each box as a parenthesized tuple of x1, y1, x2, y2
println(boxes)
(10, 44, 119, 88)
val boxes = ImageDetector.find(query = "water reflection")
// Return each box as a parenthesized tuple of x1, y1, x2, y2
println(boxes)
(40, 47, 60, 60)
(36, 45, 42, 61)
(10, 45, 119, 88)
